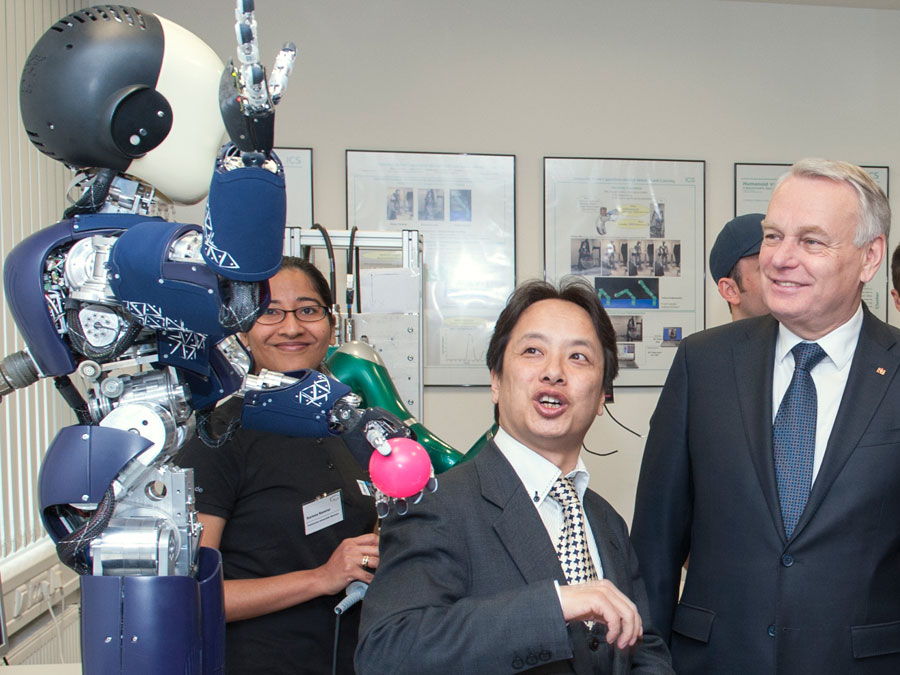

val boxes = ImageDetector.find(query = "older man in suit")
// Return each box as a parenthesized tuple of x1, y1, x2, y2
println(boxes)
(632, 158, 900, 673)
(356, 279, 673, 674)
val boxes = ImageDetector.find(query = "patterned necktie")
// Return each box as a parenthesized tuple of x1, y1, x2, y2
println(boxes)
(773, 342, 827, 539)
(549, 476, 598, 585)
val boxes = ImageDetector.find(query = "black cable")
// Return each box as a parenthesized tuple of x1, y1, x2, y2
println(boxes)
(311, 223, 336, 306)
(582, 444, 618, 457)
(53, 376, 91, 425)
(63, 168, 117, 218)
(580, 404, 645, 457)
(347, 226, 358, 321)
(354, 246, 361, 313)
(603, 403, 644, 438)
(332, 613, 341, 675)
(65, 306, 142, 363)
(56, 486, 116, 574)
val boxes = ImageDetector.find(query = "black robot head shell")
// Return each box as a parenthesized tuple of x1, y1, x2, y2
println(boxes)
(19, 5, 172, 171)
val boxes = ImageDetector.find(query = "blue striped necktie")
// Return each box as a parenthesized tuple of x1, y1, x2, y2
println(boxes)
(773, 342, 827, 539)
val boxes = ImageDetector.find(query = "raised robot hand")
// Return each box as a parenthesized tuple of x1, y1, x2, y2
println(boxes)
(219, 0, 297, 163)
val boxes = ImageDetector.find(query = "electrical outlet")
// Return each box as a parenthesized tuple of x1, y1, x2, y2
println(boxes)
(13, 584, 29, 616)
(49, 564, 64, 593)
(28, 571, 50, 606)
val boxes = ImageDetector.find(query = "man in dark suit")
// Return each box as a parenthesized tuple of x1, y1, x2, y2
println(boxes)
(356, 279, 673, 674)
(632, 158, 899, 673)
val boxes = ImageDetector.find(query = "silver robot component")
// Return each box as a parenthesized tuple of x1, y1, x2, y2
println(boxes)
(67, 172, 174, 220)
(78, 305, 126, 348)
(87, 368, 191, 432)
(168, 230, 204, 263)
(92, 401, 200, 578)
(89, 460, 200, 577)
(267, 42, 297, 105)
(216, 334, 253, 381)
(91, 517, 179, 576)
(64, 236, 118, 304)
(231, 0, 296, 116)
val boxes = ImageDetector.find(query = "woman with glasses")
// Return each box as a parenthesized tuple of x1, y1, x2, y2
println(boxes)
(178, 257, 378, 675)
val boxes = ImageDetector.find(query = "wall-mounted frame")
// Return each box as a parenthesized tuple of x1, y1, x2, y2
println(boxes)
(735, 162, 890, 320)
(346, 150, 516, 386)
(275, 147, 314, 253)
(544, 157, 705, 387)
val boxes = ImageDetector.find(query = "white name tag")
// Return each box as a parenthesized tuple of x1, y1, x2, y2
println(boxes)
(303, 490, 344, 535)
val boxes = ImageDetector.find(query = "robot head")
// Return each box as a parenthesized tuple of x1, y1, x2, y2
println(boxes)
(20, 5, 225, 204)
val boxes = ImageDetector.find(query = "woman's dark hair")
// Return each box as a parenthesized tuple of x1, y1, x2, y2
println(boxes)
(486, 277, 618, 395)
(280, 256, 335, 325)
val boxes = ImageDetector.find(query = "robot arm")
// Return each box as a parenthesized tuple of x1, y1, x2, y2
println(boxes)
(237, 368, 437, 517)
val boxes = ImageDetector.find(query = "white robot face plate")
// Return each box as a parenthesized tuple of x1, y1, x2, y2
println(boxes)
(127, 16, 226, 205)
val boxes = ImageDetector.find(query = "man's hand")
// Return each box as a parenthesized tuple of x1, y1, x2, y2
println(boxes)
(558, 579, 643, 649)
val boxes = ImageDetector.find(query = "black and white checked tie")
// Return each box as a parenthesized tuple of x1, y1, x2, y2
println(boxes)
(773, 342, 827, 540)
(549, 476, 598, 585)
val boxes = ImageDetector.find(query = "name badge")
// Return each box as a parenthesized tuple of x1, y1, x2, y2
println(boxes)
(303, 490, 344, 535)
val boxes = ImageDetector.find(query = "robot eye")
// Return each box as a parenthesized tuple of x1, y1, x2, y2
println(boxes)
(110, 87, 173, 159)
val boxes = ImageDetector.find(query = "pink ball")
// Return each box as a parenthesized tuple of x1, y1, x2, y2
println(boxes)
(369, 437, 433, 498)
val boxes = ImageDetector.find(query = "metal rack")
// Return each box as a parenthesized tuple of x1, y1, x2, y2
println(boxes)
(284, 228, 425, 420)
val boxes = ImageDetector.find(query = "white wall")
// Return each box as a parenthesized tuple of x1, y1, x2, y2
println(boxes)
(1, 0, 88, 652)
(148, 0, 900, 523)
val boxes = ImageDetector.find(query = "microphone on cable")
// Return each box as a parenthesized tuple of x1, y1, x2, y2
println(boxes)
(334, 580, 368, 615)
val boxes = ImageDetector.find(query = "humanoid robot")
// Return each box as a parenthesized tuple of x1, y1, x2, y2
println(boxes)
(1, 3, 433, 673)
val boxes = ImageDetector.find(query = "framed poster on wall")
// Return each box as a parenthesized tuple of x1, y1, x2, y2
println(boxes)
(346, 150, 516, 385)
(276, 147, 314, 256)
(734, 162, 890, 320)
(544, 157, 705, 386)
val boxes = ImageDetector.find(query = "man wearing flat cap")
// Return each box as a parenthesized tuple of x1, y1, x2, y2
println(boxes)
(709, 213, 768, 321)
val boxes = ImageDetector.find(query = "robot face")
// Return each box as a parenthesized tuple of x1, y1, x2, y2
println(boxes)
(127, 16, 225, 204)
(20, 6, 224, 205)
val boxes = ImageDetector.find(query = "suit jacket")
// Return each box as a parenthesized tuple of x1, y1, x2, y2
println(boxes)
(355, 441, 673, 675)
(632, 308, 900, 674)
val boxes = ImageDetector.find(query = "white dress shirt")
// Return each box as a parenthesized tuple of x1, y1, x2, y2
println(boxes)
(493, 427, 603, 578)
(772, 304, 863, 483)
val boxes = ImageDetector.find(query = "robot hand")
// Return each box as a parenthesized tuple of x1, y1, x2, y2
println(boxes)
(219, 0, 297, 162)
(238, 368, 437, 516)
(332, 401, 439, 518)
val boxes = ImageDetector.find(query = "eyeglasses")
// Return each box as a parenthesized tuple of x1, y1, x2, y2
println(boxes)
(256, 305, 330, 325)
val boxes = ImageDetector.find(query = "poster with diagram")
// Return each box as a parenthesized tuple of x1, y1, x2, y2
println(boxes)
(544, 157, 705, 386)
(347, 150, 515, 385)
(735, 162, 889, 320)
